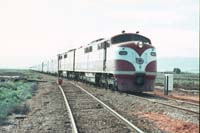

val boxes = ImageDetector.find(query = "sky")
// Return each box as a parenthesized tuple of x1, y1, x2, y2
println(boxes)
(0, 0, 199, 69)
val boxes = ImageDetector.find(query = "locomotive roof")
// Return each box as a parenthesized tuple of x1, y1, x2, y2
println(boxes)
(111, 33, 146, 38)
(111, 33, 151, 44)
(58, 33, 151, 55)
(58, 48, 76, 55)
(90, 38, 105, 44)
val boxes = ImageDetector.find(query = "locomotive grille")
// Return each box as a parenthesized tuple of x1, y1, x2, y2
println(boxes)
(135, 73, 145, 85)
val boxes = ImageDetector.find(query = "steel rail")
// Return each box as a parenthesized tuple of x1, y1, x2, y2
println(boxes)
(58, 85, 78, 133)
(145, 92, 199, 106)
(164, 97, 199, 106)
(131, 94, 199, 115)
(70, 82, 144, 133)
(150, 100, 199, 114)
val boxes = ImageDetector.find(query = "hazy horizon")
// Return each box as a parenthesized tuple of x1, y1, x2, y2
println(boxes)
(0, 0, 199, 69)
(0, 57, 199, 74)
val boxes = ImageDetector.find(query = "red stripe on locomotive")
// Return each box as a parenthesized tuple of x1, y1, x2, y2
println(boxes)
(114, 60, 135, 71)
(145, 61, 157, 72)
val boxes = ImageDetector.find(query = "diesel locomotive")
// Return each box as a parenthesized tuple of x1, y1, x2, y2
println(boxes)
(31, 31, 157, 92)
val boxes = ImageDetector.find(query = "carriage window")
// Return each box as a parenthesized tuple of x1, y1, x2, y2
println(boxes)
(106, 42, 110, 47)
(89, 46, 92, 52)
(64, 54, 67, 58)
(98, 42, 105, 50)
(98, 41, 110, 50)
(84, 46, 93, 53)
(58, 55, 62, 60)
(111, 34, 151, 44)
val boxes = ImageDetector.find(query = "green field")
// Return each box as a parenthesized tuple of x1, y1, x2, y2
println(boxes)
(0, 69, 40, 125)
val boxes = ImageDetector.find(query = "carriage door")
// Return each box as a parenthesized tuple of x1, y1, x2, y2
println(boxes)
(103, 41, 109, 71)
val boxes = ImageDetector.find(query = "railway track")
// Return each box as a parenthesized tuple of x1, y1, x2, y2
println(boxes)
(83, 81, 199, 115)
(80, 80, 199, 115)
(130, 93, 199, 115)
(146, 90, 199, 105)
(71, 80, 199, 115)
(165, 97, 199, 106)
(58, 81, 144, 133)
(144, 92, 199, 106)
(58, 84, 78, 133)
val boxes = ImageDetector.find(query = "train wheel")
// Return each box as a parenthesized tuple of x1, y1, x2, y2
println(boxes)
(105, 81, 109, 89)
(113, 80, 118, 91)
(95, 74, 101, 86)
(108, 76, 118, 91)
(109, 81, 118, 91)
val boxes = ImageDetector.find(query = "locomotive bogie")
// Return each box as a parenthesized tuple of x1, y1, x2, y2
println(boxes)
(84, 72, 96, 83)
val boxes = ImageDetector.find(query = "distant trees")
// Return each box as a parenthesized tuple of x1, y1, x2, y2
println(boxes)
(173, 68, 181, 74)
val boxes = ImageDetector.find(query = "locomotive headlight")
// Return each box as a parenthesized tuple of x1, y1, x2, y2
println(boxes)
(138, 42, 143, 48)
(150, 52, 156, 56)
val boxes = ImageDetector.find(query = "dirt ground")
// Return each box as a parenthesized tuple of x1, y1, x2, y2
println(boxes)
(139, 112, 199, 133)
(76, 81, 199, 133)
(153, 87, 199, 103)
(0, 74, 71, 133)
(0, 73, 198, 133)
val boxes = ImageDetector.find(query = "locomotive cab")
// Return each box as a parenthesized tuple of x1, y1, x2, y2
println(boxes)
(111, 33, 151, 45)
(107, 33, 157, 92)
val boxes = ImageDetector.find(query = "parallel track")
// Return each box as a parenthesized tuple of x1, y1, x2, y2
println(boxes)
(58, 82, 144, 133)
(146, 92, 199, 106)
(162, 96, 199, 106)
(70, 80, 199, 115)
(130, 93, 199, 115)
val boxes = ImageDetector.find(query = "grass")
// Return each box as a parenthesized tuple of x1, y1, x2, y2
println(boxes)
(0, 69, 39, 125)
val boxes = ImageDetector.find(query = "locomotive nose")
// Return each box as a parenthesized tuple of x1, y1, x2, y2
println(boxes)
(135, 73, 145, 85)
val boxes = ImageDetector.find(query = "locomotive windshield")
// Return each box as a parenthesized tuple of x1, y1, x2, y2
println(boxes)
(111, 34, 151, 44)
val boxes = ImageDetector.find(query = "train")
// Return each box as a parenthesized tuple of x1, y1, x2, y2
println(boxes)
(31, 31, 157, 93)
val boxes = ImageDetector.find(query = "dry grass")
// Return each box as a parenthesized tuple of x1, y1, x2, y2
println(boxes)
(0, 69, 39, 125)
(155, 72, 199, 91)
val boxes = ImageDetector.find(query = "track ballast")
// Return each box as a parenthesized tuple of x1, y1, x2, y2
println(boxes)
(58, 81, 144, 133)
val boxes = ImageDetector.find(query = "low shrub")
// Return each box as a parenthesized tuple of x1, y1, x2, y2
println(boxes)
(0, 81, 17, 90)
(0, 81, 37, 125)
